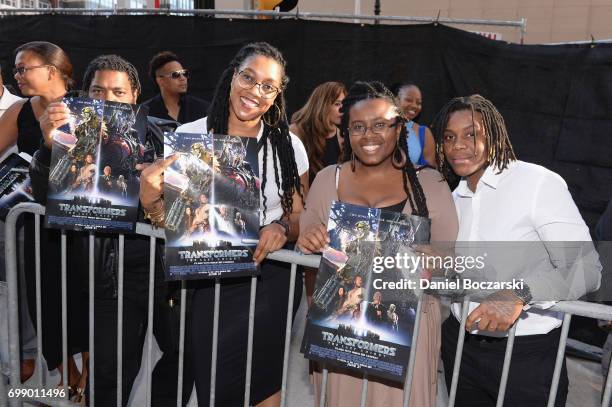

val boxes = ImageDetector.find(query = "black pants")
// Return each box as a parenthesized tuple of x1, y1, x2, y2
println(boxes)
(87, 236, 193, 407)
(23, 219, 88, 371)
(90, 277, 194, 407)
(441, 316, 568, 407)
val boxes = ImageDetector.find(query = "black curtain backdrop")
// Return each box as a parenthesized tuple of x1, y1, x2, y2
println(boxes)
(2, 16, 612, 231)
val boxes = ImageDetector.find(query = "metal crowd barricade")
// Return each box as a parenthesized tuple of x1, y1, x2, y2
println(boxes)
(4, 201, 612, 406)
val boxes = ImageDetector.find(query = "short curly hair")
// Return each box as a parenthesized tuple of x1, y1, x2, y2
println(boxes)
(82, 54, 141, 96)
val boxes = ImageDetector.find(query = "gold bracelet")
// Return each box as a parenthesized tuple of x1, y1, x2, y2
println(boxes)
(144, 200, 165, 228)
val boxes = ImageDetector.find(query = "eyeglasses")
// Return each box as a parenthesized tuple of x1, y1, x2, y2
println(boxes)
(158, 69, 189, 79)
(235, 70, 281, 99)
(348, 120, 399, 137)
(13, 64, 50, 76)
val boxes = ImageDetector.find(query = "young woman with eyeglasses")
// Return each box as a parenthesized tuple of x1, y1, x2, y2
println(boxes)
(297, 81, 458, 407)
(0, 41, 74, 156)
(139, 42, 308, 407)
(0, 41, 89, 399)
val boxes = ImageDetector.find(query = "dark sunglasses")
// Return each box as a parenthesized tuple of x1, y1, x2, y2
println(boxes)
(158, 69, 189, 79)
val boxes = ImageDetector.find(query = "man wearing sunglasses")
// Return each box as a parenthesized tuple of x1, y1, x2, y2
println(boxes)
(143, 51, 210, 124)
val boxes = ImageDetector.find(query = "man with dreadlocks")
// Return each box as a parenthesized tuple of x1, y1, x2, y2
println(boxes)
(140, 42, 308, 407)
(32, 54, 188, 406)
(298, 81, 458, 407)
(431, 94, 601, 407)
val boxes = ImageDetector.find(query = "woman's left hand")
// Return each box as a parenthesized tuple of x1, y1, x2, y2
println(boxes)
(253, 223, 287, 264)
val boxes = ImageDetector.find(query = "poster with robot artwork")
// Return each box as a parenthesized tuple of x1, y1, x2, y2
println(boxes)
(163, 132, 260, 280)
(45, 96, 148, 232)
(302, 201, 431, 382)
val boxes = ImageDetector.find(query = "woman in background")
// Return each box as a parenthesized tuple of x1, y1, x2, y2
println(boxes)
(290, 81, 346, 185)
(290, 81, 346, 304)
(395, 82, 436, 167)
(0, 41, 87, 399)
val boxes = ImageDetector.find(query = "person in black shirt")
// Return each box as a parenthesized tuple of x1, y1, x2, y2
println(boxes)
(32, 54, 191, 407)
(143, 51, 210, 124)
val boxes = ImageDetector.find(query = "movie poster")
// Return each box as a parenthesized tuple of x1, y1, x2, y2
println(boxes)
(302, 201, 425, 383)
(45, 97, 148, 232)
(164, 132, 260, 280)
(0, 152, 35, 220)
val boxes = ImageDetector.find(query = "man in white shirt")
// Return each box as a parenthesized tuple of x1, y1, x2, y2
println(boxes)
(0, 66, 23, 119)
(431, 95, 601, 407)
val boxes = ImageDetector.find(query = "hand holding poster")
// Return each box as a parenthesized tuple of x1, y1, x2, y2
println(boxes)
(164, 132, 260, 280)
(302, 201, 430, 382)
(45, 96, 148, 232)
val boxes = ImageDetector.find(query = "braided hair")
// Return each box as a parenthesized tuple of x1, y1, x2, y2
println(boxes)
(339, 81, 429, 218)
(206, 42, 303, 221)
(430, 94, 516, 182)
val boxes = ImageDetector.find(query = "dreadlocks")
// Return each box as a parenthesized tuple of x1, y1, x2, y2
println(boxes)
(339, 81, 429, 218)
(206, 42, 302, 220)
(430, 94, 516, 182)
(82, 54, 141, 96)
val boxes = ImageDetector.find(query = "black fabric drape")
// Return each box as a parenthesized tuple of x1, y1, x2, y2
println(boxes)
(1, 17, 611, 229)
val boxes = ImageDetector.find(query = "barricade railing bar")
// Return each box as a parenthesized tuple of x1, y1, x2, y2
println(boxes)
(4, 202, 612, 407)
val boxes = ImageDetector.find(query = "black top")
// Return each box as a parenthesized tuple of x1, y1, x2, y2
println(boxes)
(16, 99, 43, 156)
(142, 93, 210, 125)
(309, 134, 342, 185)
(379, 198, 408, 213)
(323, 135, 341, 168)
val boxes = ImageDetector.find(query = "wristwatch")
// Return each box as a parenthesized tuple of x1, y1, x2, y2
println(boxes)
(271, 219, 290, 236)
(513, 282, 532, 306)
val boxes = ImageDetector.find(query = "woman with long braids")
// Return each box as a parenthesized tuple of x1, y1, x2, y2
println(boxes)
(139, 42, 308, 406)
(297, 81, 458, 406)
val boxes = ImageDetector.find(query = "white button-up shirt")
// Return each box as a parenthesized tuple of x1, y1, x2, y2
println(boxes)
(0, 86, 23, 119)
(450, 160, 601, 336)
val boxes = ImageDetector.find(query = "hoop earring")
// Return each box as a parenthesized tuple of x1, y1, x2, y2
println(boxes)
(392, 138, 407, 169)
(351, 152, 356, 172)
(263, 102, 282, 127)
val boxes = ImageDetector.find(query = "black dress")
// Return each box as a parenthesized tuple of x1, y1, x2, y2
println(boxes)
(18, 99, 87, 370)
(191, 260, 302, 406)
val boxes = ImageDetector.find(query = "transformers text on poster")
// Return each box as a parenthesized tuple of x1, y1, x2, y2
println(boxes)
(45, 97, 148, 232)
(164, 132, 260, 280)
(302, 201, 429, 382)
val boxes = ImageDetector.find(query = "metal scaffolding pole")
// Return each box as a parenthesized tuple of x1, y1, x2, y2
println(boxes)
(0, 7, 526, 36)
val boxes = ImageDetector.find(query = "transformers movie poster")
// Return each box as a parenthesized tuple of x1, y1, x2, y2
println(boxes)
(45, 97, 147, 232)
(0, 153, 35, 220)
(302, 201, 430, 383)
(164, 132, 260, 280)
